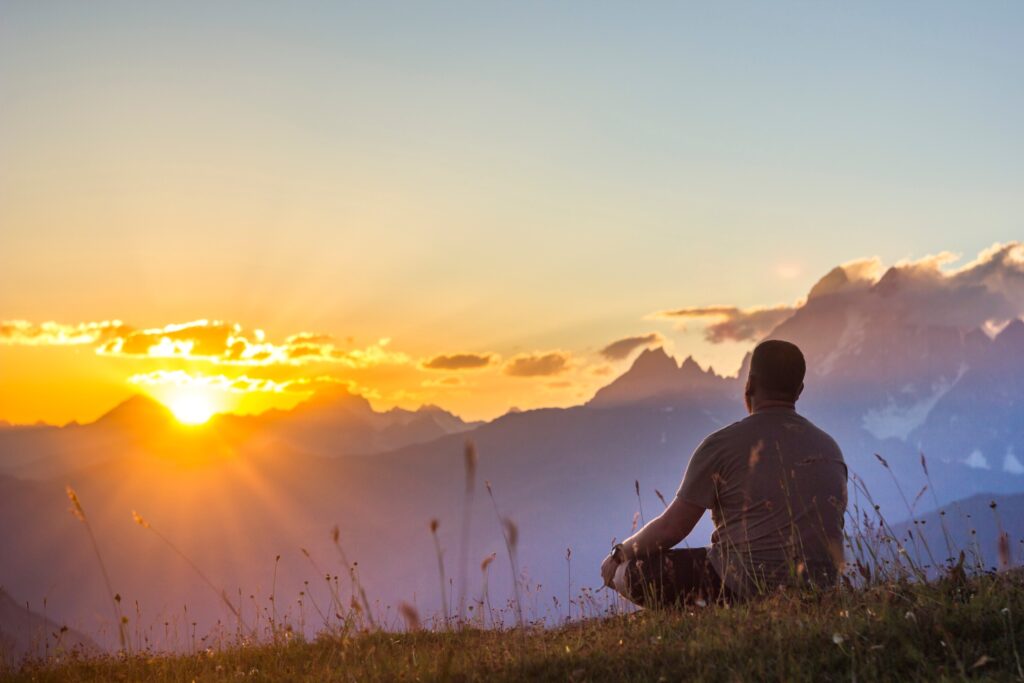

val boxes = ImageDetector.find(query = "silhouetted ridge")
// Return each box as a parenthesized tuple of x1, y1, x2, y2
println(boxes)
(94, 394, 174, 428)
(995, 318, 1024, 349)
(807, 265, 850, 300)
(631, 347, 678, 374)
(679, 355, 704, 375)
(588, 347, 732, 408)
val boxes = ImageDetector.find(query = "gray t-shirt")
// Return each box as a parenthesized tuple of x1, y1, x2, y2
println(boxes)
(676, 405, 847, 598)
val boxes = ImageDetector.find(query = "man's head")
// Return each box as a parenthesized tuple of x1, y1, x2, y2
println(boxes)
(744, 339, 805, 412)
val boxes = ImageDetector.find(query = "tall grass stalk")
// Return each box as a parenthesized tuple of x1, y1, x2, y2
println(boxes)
(269, 554, 280, 641)
(429, 519, 450, 626)
(634, 479, 646, 526)
(331, 525, 376, 629)
(919, 452, 957, 564)
(565, 547, 572, 623)
(457, 440, 477, 624)
(66, 486, 128, 653)
(131, 510, 251, 637)
(480, 552, 496, 628)
(874, 453, 940, 571)
(299, 547, 345, 631)
(485, 480, 524, 629)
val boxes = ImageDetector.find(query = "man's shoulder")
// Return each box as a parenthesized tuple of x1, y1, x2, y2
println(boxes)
(696, 419, 748, 451)
(796, 412, 841, 442)
(792, 413, 845, 460)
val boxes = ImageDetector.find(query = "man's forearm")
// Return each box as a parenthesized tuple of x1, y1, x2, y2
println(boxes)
(620, 513, 676, 559)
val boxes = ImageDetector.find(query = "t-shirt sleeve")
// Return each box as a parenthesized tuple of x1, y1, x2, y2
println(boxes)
(675, 436, 719, 509)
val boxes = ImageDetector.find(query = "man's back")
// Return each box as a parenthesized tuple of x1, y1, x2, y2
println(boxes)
(676, 404, 847, 598)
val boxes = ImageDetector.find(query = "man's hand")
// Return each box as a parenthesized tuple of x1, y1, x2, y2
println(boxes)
(600, 552, 620, 588)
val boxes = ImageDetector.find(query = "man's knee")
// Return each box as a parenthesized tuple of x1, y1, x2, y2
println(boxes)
(612, 557, 664, 607)
(612, 559, 632, 597)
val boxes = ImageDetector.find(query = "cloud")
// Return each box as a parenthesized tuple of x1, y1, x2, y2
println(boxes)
(421, 376, 466, 388)
(1, 318, 409, 369)
(128, 370, 368, 396)
(420, 352, 495, 370)
(817, 242, 1024, 329)
(599, 333, 664, 360)
(807, 258, 883, 300)
(650, 241, 1024, 346)
(0, 320, 127, 346)
(129, 370, 294, 394)
(504, 351, 571, 377)
(651, 305, 796, 343)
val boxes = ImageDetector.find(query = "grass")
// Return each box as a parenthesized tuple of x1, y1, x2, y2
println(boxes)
(9, 569, 1024, 681)
(9, 445, 1024, 681)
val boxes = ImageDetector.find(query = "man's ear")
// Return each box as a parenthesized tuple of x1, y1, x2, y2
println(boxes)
(794, 382, 805, 401)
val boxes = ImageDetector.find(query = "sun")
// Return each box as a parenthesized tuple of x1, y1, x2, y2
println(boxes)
(168, 393, 217, 425)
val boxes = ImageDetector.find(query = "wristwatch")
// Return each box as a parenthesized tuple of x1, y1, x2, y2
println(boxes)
(610, 542, 626, 563)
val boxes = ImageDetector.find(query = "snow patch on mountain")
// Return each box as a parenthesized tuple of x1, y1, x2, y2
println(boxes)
(964, 449, 990, 470)
(1004, 449, 1024, 475)
(861, 363, 968, 440)
(818, 310, 867, 376)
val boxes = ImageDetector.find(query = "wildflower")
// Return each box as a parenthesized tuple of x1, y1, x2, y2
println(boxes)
(832, 633, 844, 645)
(904, 611, 916, 622)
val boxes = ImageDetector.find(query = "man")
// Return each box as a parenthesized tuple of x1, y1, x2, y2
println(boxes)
(600, 339, 847, 607)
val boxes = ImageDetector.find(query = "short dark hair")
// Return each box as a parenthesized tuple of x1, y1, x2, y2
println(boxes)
(749, 339, 805, 399)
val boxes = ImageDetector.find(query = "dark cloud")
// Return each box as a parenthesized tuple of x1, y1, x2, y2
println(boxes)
(421, 353, 495, 371)
(653, 306, 796, 343)
(599, 332, 665, 360)
(650, 241, 1024, 346)
(819, 243, 1024, 330)
(504, 351, 570, 377)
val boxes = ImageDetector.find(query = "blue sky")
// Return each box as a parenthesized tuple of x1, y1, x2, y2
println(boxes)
(1, 1, 1022, 421)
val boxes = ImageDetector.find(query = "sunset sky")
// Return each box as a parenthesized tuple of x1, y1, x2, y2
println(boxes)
(2, 2, 1022, 425)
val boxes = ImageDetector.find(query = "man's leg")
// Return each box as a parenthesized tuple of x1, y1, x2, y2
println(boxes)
(613, 547, 730, 608)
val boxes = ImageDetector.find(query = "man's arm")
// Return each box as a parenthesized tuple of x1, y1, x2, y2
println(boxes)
(600, 497, 704, 587)
(621, 497, 704, 559)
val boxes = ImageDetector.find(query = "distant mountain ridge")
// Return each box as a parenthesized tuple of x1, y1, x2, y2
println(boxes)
(2, 256, 1024, 652)
(0, 389, 481, 480)
(588, 347, 734, 408)
(0, 588, 98, 666)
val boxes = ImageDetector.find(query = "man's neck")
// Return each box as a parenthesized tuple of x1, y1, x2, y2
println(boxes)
(750, 398, 797, 414)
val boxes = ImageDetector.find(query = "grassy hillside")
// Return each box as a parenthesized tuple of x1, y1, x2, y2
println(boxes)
(9, 568, 1024, 682)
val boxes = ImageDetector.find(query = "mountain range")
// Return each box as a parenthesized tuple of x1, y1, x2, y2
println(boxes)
(2, 259, 1023, 655)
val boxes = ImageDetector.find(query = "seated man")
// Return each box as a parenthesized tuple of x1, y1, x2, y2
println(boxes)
(600, 339, 848, 607)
